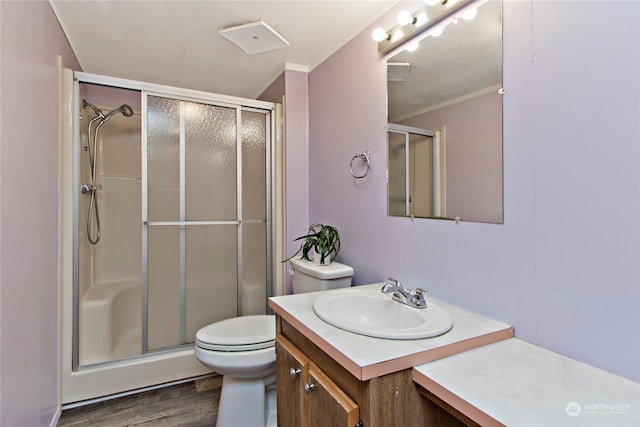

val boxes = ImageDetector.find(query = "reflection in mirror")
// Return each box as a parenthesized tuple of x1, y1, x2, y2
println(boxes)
(386, 0, 503, 224)
(388, 124, 445, 218)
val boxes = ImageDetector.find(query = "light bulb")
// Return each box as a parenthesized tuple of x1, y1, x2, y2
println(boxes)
(405, 41, 419, 52)
(390, 29, 404, 43)
(462, 7, 478, 20)
(397, 10, 414, 26)
(372, 27, 388, 42)
(425, 0, 440, 5)
(430, 26, 443, 37)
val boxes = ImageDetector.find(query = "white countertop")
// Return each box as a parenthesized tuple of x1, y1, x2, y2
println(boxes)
(413, 338, 640, 426)
(269, 283, 513, 381)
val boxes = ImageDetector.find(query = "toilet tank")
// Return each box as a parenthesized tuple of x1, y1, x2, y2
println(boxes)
(289, 257, 354, 294)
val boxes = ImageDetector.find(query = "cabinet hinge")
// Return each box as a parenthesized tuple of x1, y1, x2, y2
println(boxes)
(355, 420, 363, 427)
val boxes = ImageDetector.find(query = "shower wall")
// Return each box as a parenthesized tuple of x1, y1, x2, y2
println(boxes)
(78, 84, 143, 365)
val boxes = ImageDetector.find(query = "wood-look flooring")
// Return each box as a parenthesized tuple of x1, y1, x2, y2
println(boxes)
(57, 376, 222, 427)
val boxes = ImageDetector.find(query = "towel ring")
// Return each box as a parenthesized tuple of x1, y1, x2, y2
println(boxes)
(350, 151, 370, 179)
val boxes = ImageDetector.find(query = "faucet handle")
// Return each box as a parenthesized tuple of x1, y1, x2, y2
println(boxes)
(412, 288, 428, 309)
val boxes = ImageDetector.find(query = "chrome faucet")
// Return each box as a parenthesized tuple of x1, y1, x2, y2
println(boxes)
(381, 277, 427, 309)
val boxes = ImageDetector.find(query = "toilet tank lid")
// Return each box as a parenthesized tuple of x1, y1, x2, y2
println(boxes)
(289, 257, 354, 279)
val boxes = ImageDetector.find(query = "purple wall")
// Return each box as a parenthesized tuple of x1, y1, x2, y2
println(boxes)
(260, 69, 311, 293)
(282, 69, 311, 293)
(258, 72, 285, 104)
(308, 1, 640, 382)
(1, 1, 80, 425)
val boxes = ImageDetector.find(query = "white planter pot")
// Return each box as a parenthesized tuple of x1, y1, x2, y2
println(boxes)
(313, 252, 332, 265)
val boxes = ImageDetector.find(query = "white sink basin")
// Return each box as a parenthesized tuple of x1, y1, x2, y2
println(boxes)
(313, 287, 453, 339)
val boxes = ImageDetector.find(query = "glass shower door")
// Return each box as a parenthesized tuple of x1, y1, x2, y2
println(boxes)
(144, 94, 270, 352)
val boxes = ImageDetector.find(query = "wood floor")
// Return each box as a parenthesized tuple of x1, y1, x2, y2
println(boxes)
(57, 376, 222, 427)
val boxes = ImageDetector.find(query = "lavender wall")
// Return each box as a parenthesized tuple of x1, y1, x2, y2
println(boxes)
(259, 72, 285, 104)
(0, 1, 80, 425)
(308, 0, 639, 382)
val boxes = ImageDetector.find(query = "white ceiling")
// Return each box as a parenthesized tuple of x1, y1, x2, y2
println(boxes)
(50, 0, 398, 99)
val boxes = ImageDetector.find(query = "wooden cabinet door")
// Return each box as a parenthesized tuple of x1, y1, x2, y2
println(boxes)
(276, 336, 309, 427)
(306, 362, 360, 427)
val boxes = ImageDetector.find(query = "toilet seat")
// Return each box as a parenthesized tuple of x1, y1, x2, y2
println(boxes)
(196, 315, 275, 352)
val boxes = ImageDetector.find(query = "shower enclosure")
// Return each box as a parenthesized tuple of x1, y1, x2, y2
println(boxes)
(60, 71, 277, 404)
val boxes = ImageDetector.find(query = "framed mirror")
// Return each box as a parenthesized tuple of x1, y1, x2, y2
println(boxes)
(386, 0, 503, 224)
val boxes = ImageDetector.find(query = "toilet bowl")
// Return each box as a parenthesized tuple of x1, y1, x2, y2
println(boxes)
(195, 315, 276, 427)
(195, 258, 354, 427)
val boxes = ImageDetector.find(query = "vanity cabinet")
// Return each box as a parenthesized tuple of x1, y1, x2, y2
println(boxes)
(277, 336, 359, 427)
(275, 316, 472, 427)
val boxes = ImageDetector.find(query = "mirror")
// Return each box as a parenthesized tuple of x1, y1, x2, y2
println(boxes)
(386, 0, 503, 224)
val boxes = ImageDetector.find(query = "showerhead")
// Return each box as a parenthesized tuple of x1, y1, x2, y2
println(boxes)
(102, 104, 134, 122)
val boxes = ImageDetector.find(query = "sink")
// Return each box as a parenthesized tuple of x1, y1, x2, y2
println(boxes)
(313, 287, 453, 339)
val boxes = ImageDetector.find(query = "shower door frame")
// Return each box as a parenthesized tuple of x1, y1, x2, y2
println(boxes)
(60, 70, 277, 405)
(141, 91, 273, 352)
(387, 123, 445, 218)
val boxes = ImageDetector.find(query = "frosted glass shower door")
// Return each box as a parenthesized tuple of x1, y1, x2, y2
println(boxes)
(144, 95, 270, 353)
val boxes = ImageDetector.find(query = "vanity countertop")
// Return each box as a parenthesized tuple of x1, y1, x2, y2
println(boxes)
(412, 338, 640, 426)
(268, 283, 513, 381)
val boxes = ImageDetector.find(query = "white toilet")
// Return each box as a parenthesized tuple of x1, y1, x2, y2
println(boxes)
(194, 258, 354, 427)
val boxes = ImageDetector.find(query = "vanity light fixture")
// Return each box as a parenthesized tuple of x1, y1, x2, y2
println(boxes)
(374, 0, 488, 55)
(373, 10, 429, 45)
(372, 27, 389, 42)
(374, 28, 405, 43)
(397, 10, 415, 26)
(415, 13, 429, 27)
(390, 29, 404, 43)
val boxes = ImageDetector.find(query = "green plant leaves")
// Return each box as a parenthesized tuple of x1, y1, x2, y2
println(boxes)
(283, 223, 341, 264)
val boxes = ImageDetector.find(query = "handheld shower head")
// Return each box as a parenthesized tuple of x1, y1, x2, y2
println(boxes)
(82, 99, 105, 119)
(102, 104, 134, 122)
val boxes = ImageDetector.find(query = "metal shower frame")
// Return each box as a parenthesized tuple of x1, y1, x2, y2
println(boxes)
(72, 71, 276, 370)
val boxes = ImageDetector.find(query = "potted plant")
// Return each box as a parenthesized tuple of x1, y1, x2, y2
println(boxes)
(285, 223, 341, 265)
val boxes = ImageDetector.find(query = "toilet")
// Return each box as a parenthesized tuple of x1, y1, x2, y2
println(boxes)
(194, 258, 354, 427)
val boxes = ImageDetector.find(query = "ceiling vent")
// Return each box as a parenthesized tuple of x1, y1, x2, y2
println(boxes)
(220, 20, 289, 55)
(387, 62, 411, 82)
